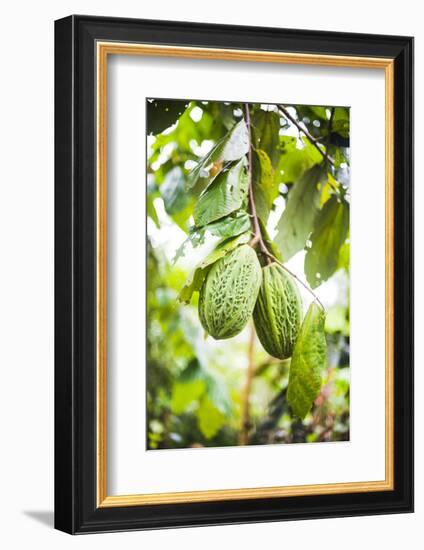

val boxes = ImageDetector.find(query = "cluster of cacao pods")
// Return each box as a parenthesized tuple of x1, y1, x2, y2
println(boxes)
(198, 243, 326, 418)
(198, 243, 302, 359)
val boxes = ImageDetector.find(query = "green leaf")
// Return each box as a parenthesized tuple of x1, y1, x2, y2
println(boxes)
(146, 99, 189, 135)
(204, 211, 251, 239)
(187, 119, 249, 190)
(337, 240, 350, 272)
(252, 110, 280, 167)
(274, 164, 325, 261)
(252, 149, 277, 223)
(197, 396, 226, 439)
(178, 232, 250, 304)
(305, 196, 349, 288)
(193, 160, 248, 227)
(276, 137, 323, 184)
(287, 302, 327, 418)
(160, 166, 189, 215)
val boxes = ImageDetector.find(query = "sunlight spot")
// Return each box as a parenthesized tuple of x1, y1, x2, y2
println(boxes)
(189, 106, 203, 122)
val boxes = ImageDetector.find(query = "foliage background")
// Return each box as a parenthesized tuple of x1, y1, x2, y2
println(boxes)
(146, 99, 350, 449)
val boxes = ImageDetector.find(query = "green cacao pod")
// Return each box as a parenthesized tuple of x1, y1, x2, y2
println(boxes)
(253, 263, 302, 359)
(198, 244, 262, 339)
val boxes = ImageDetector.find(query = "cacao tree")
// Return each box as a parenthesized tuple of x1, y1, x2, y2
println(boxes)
(146, 99, 350, 448)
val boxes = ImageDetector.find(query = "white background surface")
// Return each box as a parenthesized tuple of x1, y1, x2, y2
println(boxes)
(108, 56, 386, 495)
(0, 0, 420, 548)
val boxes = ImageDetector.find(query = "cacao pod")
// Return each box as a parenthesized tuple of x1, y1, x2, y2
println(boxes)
(198, 245, 262, 339)
(253, 263, 302, 359)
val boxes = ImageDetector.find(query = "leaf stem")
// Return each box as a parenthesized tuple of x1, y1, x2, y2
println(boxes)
(278, 105, 335, 167)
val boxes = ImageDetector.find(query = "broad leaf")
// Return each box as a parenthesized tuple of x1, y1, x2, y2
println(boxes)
(252, 149, 277, 223)
(274, 164, 325, 261)
(252, 110, 280, 166)
(204, 211, 251, 239)
(178, 232, 250, 304)
(287, 302, 327, 418)
(305, 196, 349, 288)
(193, 160, 248, 227)
(276, 137, 323, 184)
(187, 119, 249, 190)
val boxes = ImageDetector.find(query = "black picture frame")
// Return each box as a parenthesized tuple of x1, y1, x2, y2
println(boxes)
(55, 14, 414, 534)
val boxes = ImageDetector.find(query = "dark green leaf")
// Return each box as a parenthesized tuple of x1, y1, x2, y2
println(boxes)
(274, 164, 325, 261)
(252, 149, 277, 223)
(287, 302, 327, 418)
(305, 196, 349, 288)
(252, 110, 280, 167)
(147, 99, 189, 136)
(193, 160, 248, 227)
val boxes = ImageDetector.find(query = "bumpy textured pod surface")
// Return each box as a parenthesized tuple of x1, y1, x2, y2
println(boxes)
(253, 263, 302, 359)
(198, 245, 262, 339)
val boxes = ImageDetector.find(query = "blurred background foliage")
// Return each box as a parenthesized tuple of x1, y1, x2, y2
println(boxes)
(146, 98, 350, 449)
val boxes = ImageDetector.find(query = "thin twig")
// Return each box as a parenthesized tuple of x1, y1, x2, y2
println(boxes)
(325, 107, 335, 171)
(278, 104, 335, 166)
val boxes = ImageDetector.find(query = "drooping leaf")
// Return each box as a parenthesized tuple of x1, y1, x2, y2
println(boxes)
(197, 396, 226, 439)
(287, 302, 327, 419)
(251, 110, 280, 166)
(187, 119, 249, 190)
(305, 196, 349, 288)
(193, 160, 248, 227)
(146, 98, 189, 135)
(252, 149, 277, 223)
(274, 164, 325, 261)
(160, 166, 189, 215)
(178, 232, 250, 304)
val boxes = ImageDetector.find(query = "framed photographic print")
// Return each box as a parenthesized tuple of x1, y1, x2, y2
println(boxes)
(54, 15, 414, 534)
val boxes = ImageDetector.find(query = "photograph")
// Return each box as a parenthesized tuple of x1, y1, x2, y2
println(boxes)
(146, 98, 351, 450)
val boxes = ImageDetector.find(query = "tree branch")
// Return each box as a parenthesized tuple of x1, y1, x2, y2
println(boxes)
(278, 105, 335, 167)
(244, 104, 325, 311)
